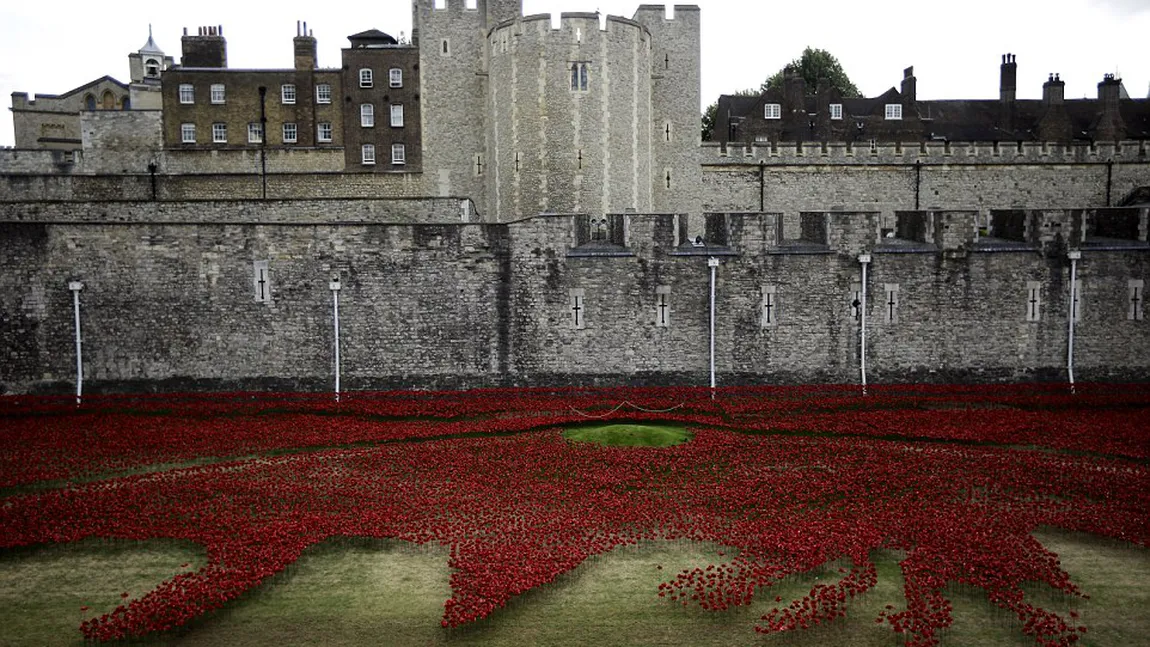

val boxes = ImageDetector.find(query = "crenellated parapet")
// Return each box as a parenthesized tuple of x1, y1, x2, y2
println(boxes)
(702, 140, 1150, 166)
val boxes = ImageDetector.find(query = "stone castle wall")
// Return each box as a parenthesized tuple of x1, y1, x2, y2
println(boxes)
(702, 141, 1150, 237)
(1, 207, 1146, 394)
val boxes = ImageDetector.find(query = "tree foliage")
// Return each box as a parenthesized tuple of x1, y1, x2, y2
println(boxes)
(702, 48, 860, 140)
(761, 47, 861, 97)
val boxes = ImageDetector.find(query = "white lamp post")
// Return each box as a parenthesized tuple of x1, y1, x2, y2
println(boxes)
(68, 281, 84, 405)
(857, 254, 871, 394)
(330, 275, 342, 401)
(708, 256, 720, 395)
(1067, 250, 1081, 391)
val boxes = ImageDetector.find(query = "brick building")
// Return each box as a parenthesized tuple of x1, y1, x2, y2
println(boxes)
(715, 56, 1150, 147)
(8, 29, 172, 151)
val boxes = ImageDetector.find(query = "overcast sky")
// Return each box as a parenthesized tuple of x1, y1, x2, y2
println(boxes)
(3, 0, 1148, 147)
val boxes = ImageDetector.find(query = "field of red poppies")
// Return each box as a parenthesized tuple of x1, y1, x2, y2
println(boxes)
(1, 384, 1147, 646)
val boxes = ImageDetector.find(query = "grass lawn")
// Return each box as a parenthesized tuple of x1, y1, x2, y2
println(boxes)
(0, 531, 1145, 646)
(562, 424, 690, 447)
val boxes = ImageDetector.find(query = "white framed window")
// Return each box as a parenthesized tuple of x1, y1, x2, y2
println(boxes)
(178, 84, 194, 104)
(390, 104, 404, 127)
(885, 104, 903, 120)
(359, 68, 373, 88)
(830, 103, 843, 120)
(764, 103, 781, 119)
(247, 122, 264, 144)
(317, 122, 332, 143)
(362, 144, 376, 165)
(282, 122, 297, 143)
(281, 84, 296, 104)
(210, 84, 226, 104)
(570, 62, 589, 91)
(360, 104, 374, 127)
(180, 123, 196, 144)
(212, 123, 227, 143)
(389, 68, 403, 88)
(316, 83, 332, 104)
(391, 143, 406, 165)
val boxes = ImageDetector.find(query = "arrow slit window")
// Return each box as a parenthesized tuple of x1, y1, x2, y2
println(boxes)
(761, 285, 778, 327)
(253, 260, 271, 303)
(655, 285, 671, 327)
(569, 288, 586, 329)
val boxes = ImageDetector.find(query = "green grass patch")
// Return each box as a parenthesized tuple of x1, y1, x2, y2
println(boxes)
(563, 424, 690, 447)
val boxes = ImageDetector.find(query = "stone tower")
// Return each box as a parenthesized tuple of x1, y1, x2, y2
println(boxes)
(127, 26, 173, 109)
(414, 0, 700, 223)
(631, 5, 700, 220)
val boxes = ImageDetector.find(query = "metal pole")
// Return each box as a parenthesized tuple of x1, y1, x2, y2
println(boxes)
(708, 257, 719, 396)
(1067, 250, 1080, 391)
(69, 281, 84, 405)
(858, 254, 871, 394)
(330, 275, 342, 401)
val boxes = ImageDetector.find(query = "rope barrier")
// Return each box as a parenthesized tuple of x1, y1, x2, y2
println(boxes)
(567, 401, 685, 418)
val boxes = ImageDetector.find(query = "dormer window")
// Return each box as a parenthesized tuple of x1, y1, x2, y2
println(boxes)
(885, 104, 903, 120)
(830, 103, 843, 120)
(145, 58, 160, 77)
(764, 103, 781, 120)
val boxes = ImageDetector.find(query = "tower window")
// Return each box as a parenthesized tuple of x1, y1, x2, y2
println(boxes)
(212, 123, 227, 143)
(281, 84, 296, 104)
(764, 103, 781, 119)
(570, 62, 589, 91)
(178, 84, 194, 104)
(362, 144, 376, 165)
(390, 104, 404, 128)
(359, 69, 373, 88)
(85, 94, 96, 111)
(210, 84, 226, 104)
(441, 39, 451, 56)
(392, 143, 406, 165)
(282, 122, 297, 143)
(885, 104, 903, 120)
(317, 122, 333, 142)
(316, 83, 332, 104)
(389, 68, 403, 88)
(247, 122, 264, 144)
(360, 103, 374, 127)
(830, 103, 843, 120)
(181, 123, 196, 144)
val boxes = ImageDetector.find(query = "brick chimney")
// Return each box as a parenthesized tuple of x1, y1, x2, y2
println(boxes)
(1038, 73, 1070, 141)
(901, 66, 916, 104)
(783, 65, 805, 115)
(294, 21, 317, 70)
(180, 25, 227, 68)
(1000, 53, 1017, 103)
(1095, 74, 1125, 141)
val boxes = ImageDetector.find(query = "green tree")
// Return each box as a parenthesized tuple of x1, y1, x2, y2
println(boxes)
(761, 47, 861, 97)
(702, 48, 860, 140)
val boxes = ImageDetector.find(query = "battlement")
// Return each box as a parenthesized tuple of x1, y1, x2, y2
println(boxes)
(702, 140, 1150, 166)
(632, 4, 701, 21)
(492, 12, 649, 40)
